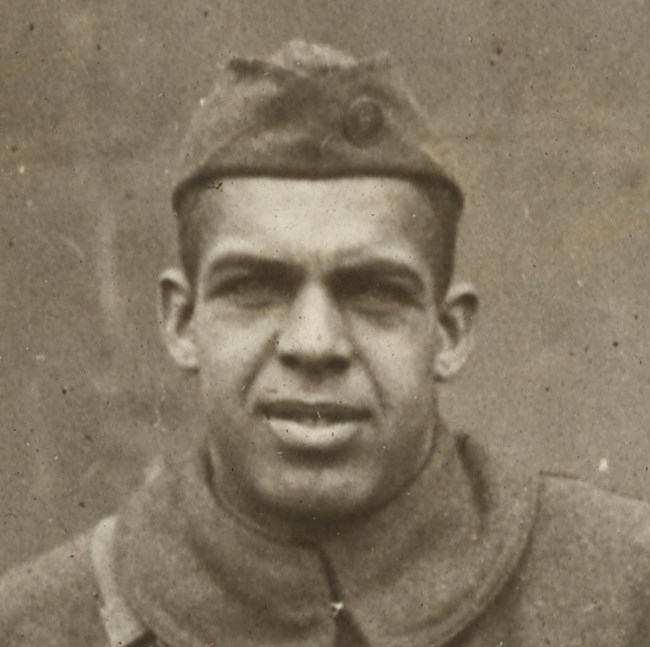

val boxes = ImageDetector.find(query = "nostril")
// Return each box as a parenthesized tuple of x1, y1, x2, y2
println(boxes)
(328, 356, 350, 373)
(279, 354, 300, 370)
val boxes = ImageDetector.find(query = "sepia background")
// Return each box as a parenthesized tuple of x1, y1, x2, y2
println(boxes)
(1, 0, 649, 572)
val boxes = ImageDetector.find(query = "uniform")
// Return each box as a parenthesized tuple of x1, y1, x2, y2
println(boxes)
(2, 427, 650, 645)
(3, 40, 650, 646)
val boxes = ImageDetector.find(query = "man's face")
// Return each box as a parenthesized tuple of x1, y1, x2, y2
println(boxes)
(164, 177, 467, 524)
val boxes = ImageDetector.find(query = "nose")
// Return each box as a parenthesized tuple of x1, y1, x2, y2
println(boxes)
(276, 282, 352, 374)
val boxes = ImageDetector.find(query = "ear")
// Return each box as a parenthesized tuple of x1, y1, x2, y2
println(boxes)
(159, 268, 199, 371)
(433, 282, 478, 381)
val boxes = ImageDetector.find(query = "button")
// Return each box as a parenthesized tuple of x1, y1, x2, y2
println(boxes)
(343, 97, 384, 146)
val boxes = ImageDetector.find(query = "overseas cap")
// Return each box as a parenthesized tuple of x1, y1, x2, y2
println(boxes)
(172, 40, 463, 217)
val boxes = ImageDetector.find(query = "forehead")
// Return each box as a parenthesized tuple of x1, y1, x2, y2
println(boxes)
(195, 176, 437, 269)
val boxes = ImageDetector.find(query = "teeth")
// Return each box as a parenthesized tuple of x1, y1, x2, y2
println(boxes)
(294, 414, 328, 425)
(268, 413, 336, 426)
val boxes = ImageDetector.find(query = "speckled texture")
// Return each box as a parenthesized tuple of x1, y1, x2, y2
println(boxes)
(0, 529, 105, 645)
(1, 1, 649, 574)
(2, 432, 650, 646)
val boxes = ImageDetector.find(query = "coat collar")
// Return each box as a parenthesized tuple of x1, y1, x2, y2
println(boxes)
(114, 426, 539, 647)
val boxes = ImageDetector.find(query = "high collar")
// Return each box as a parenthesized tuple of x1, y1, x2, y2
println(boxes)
(114, 426, 540, 647)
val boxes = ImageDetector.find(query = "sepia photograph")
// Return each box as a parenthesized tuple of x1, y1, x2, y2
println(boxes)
(1, 1, 649, 645)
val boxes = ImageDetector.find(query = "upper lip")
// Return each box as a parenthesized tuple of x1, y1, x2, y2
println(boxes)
(259, 399, 370, 422)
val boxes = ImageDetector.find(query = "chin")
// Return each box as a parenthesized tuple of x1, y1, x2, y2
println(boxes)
(255, 471, 383, 525)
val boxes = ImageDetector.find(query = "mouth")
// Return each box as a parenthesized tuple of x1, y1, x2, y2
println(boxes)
(259, 400, 370, 451)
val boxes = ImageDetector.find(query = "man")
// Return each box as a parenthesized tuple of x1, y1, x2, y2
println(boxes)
(2, 40, 650, 647)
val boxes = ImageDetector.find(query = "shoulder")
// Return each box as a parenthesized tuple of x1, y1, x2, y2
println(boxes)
(0, 525, 106, 646)
(516, 473, 650, 633)
(535, 473, 650, 557)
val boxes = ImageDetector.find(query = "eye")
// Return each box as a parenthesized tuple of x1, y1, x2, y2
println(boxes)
(212, 273, 293, 309)
(340, 277, 419, 314)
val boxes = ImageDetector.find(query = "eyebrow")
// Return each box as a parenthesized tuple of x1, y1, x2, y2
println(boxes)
(205, 253, 293, 276)
(331, 259, 426, 291)
(204, 252, 427, 292)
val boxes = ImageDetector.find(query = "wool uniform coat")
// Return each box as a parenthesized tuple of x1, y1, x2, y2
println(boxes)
(2, 427, 650, 646)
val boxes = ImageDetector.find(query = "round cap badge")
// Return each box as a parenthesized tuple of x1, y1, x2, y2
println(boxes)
(343, 96, 385, 146)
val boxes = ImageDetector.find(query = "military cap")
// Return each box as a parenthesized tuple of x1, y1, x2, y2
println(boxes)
(172, 40, 463, 218)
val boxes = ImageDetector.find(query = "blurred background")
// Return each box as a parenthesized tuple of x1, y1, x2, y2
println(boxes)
(1, 0, 649, 572)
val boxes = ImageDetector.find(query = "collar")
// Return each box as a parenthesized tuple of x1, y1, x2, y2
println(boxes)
(114, 426, 540, 647)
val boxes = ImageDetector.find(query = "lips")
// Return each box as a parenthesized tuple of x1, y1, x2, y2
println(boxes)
(259, 400, 370, 451)
(260, 400, 369, 424)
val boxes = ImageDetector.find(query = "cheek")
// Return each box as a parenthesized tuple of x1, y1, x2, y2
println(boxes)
(193, 309, 279, 394)
(353, 315, 439, 403)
